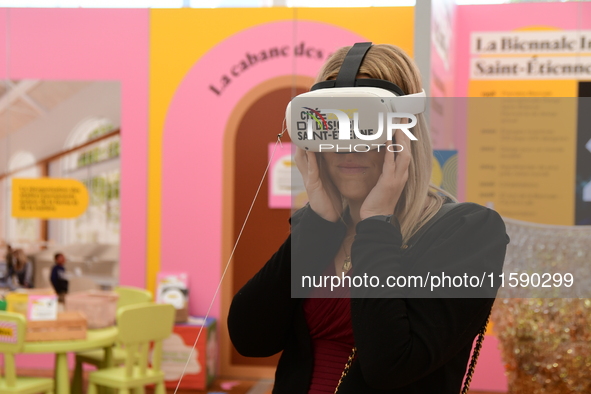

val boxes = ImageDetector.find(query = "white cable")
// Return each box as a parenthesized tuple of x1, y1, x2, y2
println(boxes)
(172, 134, 286, 394)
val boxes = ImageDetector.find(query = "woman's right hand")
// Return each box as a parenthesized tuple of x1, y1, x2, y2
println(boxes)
(294, 148, 342, 222)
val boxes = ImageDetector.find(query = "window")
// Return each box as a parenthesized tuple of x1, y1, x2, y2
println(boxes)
(50, 117, 121, 245)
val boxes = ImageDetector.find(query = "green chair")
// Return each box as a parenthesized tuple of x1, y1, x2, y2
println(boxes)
(86, 303, 175, 394)
(72, 287, 153, 394)
(112, 287, 152, 310)
(0, 312, 54, 394)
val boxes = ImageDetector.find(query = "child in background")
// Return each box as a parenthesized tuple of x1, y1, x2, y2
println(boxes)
(51, 252, 69, 302)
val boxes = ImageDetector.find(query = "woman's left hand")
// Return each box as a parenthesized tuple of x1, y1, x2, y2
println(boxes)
(359, 128, 412, 221)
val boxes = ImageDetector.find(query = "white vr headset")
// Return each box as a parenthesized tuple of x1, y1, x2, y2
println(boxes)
(285, 42, 426, 153)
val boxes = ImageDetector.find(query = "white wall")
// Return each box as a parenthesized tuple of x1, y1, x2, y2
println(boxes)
(0, 81, 121, 174)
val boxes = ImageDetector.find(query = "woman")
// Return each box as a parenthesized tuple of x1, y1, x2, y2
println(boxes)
(1, 244, 14, 288)
(228, 44, 509, 393)
(10, 248, 34, 288)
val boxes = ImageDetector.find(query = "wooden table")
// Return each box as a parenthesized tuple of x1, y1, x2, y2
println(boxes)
(21, 326, 118, 394)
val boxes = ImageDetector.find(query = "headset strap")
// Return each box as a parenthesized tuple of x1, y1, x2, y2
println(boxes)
(311, 78, 406, 96)
(311, 41, 407, 96)
(335, 42, 373, 87)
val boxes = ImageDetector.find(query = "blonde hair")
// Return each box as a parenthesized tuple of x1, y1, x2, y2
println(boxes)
(314, 44, 456, 243)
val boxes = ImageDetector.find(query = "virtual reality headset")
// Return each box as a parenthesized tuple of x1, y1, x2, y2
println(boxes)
(285, 42, 426, 153)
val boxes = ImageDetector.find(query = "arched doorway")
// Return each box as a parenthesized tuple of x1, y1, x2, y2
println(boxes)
(220, 75, 312, 378)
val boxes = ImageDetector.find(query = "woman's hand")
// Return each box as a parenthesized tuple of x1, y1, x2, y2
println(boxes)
(359, 128, 412, 221)
(294, 148, 342, 222)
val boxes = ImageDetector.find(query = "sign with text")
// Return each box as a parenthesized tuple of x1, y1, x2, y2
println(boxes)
(470, 31, 591, 80)
(11, 178, 89, 219)
(466, 97, 579, 225)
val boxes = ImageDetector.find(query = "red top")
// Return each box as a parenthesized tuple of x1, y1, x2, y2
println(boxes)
(303, 265, 355, 394)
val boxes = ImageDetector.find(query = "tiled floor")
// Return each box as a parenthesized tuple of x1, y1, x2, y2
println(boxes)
(18, 369, 505, 394)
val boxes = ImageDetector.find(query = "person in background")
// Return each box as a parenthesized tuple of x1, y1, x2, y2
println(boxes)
(3, 244, 13, 264)
(51, 252, 69, 302)
(10, 248, 33, 288)
(0, 244, 13, 288)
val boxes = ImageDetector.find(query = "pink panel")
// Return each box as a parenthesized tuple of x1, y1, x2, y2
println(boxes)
(0, 9, 7, 78)
(15, 353, 79, 371)
(582, 3, 591, 28)
(470, 335, 508, 392)
(268, 142, 295, 209)
(161, 21, 365, 319)
(455, 2, 588, 97)
(3, 9, 149, 288)
(453, 2, 588, 201)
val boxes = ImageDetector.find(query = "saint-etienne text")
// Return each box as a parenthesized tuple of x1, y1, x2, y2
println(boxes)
(297, 109, 417, 152)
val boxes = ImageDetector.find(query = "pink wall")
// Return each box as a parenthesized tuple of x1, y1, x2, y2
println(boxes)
(0, 8, 149, 288)
(470, 334, 507, 392)
(0, 8, 149, 368)
(453, 2, 591, 202)
(455, 2, 591, 97)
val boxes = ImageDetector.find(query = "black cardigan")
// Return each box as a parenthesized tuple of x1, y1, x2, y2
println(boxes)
(228, 202, 509, 393)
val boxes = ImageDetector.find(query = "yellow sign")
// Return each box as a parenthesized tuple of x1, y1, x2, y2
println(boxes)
(11, 178, 89, 219)
(466, 97, 576, 225)
(467, 26, 583, 225)
(0, 327, 14, 337)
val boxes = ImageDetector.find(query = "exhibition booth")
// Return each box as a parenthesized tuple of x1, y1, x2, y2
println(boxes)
(0, 2, 590, 393)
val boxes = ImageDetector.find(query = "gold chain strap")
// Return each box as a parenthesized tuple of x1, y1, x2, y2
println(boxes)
(461, 311, 491, 394)
(334, 312, 491, 394)
(334, 347, 357, 394)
